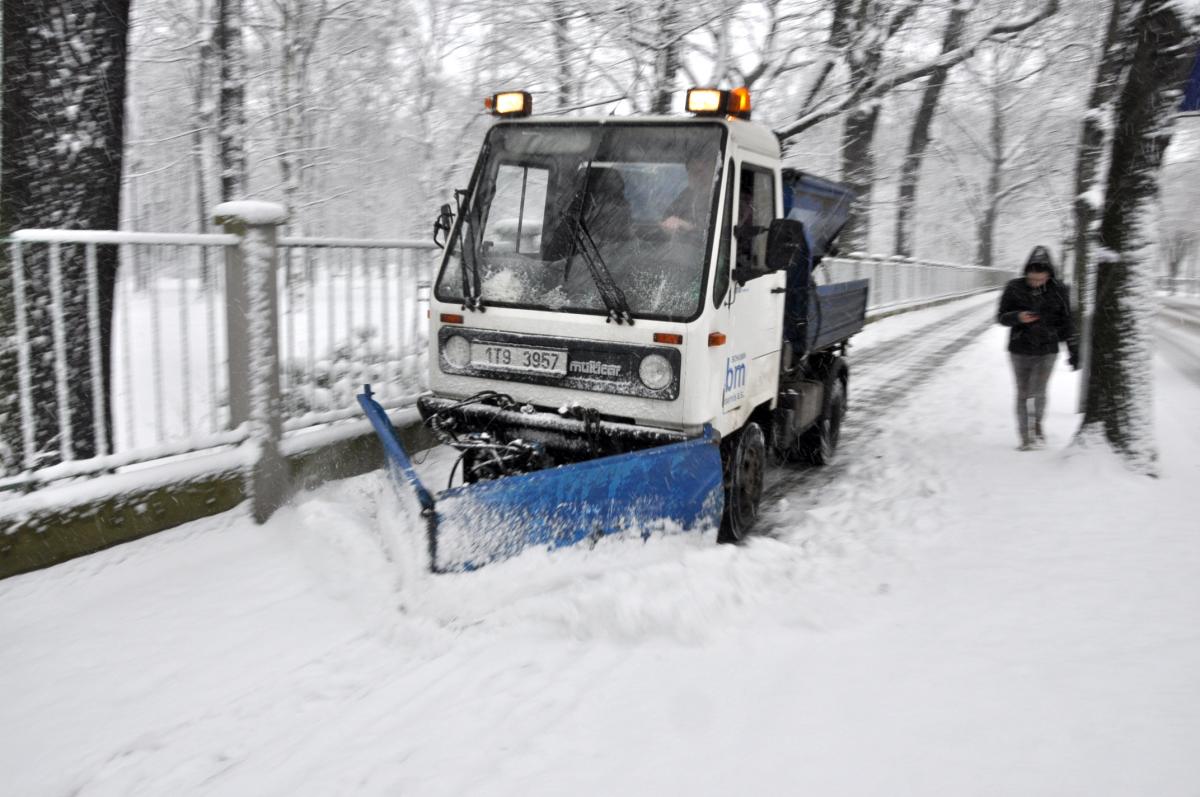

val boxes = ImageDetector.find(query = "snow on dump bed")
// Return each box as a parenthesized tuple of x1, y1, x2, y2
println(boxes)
(3, 306, 1200, 795)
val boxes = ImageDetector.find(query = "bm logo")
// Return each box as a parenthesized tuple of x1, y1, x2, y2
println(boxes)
(722, 353, 747, 409)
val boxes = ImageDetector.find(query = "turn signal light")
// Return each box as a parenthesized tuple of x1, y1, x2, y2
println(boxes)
(729, 87, 752, 116)
(708, 332, 727, 347)
(653, 333, 684, 345)
(440, 313, 464, 324)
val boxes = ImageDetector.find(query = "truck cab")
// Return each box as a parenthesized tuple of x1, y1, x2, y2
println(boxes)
(417, 88, 865, 546)
(432, 105, 797, 435)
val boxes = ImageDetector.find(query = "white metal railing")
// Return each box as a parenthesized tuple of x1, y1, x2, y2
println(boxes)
(277, 237, 434, 430)
(2, 224, 437, 493)
(5, 231, 238, 479)
(825, 253, 1010, 310)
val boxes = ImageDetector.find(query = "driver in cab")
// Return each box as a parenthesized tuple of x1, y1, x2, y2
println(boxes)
(660, 158, 713, 234)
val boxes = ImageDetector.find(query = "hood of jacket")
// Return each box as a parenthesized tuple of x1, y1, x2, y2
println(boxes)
(1024, 245, 1056, 279)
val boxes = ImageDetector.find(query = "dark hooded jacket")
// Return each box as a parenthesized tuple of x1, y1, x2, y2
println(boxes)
(997, 246, 1078, 361)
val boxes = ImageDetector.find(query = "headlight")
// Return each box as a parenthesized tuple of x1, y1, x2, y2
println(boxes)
(638, 353, 673, 390)
(443, 335, 470, 368)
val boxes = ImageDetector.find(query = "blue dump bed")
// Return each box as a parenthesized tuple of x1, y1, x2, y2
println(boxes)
(781, 169, 869, 353)
(801, 279, 870, 352)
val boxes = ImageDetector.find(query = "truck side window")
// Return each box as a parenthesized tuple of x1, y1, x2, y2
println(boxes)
(487, 164, 549, 254)
(735, 165, 775, 274)
(712, 163, 734, 307)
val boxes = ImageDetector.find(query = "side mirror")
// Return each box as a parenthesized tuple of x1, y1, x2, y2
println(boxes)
(433, 202, 455, 249)
(765, 218, 810, 272)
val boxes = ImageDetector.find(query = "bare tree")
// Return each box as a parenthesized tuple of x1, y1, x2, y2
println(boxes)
(777, 0, 1059, 139)
(893, 0, 972, 257)
(774, 0, 1058, 253)
(931, 41, 1062, 268)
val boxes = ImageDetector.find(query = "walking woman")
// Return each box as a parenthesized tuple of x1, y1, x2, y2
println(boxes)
(997, 246, 1079, 450)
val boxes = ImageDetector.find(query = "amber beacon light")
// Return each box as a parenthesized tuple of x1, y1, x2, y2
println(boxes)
(485, 91, 532, 117)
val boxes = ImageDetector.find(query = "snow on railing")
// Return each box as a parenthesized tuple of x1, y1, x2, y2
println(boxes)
(2, 221, 438, 497)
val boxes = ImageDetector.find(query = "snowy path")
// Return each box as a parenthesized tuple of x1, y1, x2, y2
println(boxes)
(3, 293, 1199, 796)
(1157, 297, 1200, 386)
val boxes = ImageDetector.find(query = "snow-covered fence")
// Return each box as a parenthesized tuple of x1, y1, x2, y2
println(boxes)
(1, 215, 437, 495)
(276, 236, 435, 428)
(826, 254, 1010, 311)
(4, 229, 239, 481)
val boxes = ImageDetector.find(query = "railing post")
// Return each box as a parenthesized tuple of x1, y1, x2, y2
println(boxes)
(214, 201, 289, 523)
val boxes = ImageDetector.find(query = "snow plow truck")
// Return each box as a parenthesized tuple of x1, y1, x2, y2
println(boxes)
(359, 87, 868, 572)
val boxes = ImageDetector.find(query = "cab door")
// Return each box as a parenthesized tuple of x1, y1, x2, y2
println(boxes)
(708, 154, 785, 431)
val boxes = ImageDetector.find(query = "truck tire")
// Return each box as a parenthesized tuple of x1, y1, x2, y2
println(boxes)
(803, 376, 845, 466)
(719, 422, 765, 543)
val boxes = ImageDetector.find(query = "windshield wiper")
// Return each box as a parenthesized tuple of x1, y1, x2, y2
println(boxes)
(454, 187, 485, 312)
(561, 215, 634, 325)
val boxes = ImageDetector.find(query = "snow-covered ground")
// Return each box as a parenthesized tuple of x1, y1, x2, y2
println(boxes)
(3, 295, 1199, 796)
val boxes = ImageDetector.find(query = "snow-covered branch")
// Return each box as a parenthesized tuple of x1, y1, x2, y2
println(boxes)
(777, 0, 1061, 139)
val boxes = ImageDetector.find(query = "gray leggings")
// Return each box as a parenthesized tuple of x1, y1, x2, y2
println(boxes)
(1010, 353, 1057, 441)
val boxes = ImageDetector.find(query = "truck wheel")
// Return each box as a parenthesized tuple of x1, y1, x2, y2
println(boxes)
(719, 422, 765, 543)
(805, 376, 845, 466)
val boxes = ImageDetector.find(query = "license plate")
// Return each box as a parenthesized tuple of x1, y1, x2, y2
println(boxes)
(471, 343, 568, 375)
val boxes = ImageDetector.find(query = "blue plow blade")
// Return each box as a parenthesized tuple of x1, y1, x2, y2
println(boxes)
(357, 387, 724, 573)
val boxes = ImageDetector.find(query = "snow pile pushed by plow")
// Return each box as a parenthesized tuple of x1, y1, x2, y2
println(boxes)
(3, 300, 1199, 795)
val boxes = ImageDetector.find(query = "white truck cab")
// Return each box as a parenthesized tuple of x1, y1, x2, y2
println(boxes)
(429, 110, 792, 438)
(417, 88, 867, 543)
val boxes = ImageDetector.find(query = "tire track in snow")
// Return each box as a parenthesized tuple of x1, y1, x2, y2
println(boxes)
(758, 302, 996, 533)
(848, 298, 995, 370)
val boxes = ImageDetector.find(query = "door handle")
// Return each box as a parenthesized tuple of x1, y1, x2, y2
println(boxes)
(770, 287, 787, 294)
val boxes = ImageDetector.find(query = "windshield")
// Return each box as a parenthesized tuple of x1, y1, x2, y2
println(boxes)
(435, 122, 726, 321)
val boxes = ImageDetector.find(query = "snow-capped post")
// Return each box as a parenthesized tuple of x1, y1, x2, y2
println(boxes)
(214, 201, 289, 523)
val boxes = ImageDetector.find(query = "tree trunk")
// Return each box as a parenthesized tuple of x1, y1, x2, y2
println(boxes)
(216, 0, 247, 200)
(975, 203, 998, 268)
(1080, 2, 1196, 472)
(894, 4, 970, 258)
(552, 0, 573, 109)
(192, 3, 213, 232)
(649, 4, 680, 115)
(975, 89, 1005, 268)
(191, 5, 216, 286)
(839, 104, 880, 253)
(834, 0, 902, 255)
(1068, 0, 1125, 312)
(1, 0, 131, 471)
(279, 4, 300, 232)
